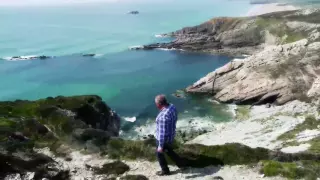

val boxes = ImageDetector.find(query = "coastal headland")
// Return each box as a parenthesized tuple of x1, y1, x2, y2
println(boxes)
(1, 3, 320, 180)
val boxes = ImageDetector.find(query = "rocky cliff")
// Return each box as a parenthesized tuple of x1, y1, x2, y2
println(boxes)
(1, 95, 320, 179)
(0, 95, 121, 179)
(136, 9, 320, 57)
(150, 9, 320, 105)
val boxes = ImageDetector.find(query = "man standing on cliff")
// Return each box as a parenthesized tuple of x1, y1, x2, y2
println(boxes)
(155, 94, 184, 176)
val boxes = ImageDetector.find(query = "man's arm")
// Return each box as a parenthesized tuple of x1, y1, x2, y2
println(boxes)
(158, 115, 167, 149)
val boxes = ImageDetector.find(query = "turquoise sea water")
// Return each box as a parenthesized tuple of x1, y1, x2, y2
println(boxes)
(0, 0, 252, 132)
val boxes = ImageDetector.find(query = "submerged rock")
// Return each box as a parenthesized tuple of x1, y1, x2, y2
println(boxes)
(128, 11, 139, 15)
(82, 54, 96, 57)
(8, 55, 52, 61)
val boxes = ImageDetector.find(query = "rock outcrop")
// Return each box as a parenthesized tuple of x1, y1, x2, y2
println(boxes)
(187, 39, 320, 105)
(0, 151, 69, 179)
(0, 95, 121, 179)
(0, 95, 120, 137)
(0, 95, 121, 155)
(162, 9, 320, 105)
(135, 10, 320, 56)
(8, 55, 52, 61)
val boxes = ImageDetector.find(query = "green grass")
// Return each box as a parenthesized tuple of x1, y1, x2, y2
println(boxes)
(309, 137, 320, 154)
(260, 160, 304, 179)
(104, 137, 320, 176)
(278, 115, 320, 141)
(255, 17, 306, 45)
(105, 138, 271, 166)
(284, 33, 305, 44)
(0, 95, 101, 118)
(105, 138, 157, 161)
(236, 105, 251, 120)
(0, 117, 18, 127)
(260, 160, 320, 180)
(255, 18, 281, 28)
(300, 160, 320, 180)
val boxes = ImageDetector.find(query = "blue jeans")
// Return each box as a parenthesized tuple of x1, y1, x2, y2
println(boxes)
(156, 140, 182, 172)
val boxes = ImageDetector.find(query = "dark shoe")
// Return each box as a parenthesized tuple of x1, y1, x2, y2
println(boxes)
(177, 162, 188, 170)
(156, 171, 171, 176)
(178, 166, 188, 171)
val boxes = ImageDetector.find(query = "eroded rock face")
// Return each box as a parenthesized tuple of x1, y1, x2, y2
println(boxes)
(136, 9, 320, 106)
(0, 95, 121, 162)
(136, 10, 320, 56)
(143, 9, 318, 105)
(186, 39, 320, 105)
(0, 95, 122, 180)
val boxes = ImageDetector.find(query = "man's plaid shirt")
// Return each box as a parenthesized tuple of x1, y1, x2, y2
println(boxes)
(156, 104, 177, 148)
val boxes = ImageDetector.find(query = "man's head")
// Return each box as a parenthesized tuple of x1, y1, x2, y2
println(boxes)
(155, 94, 169, 110)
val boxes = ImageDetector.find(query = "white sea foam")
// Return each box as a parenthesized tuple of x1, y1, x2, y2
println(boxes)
(123, 116, 137, 122)
(155, 48, 176, 51)
(94, 54, 104, 57)
(232, 58, 247, 62)
(228, 104, 237, 117)
(123, 116, 217, 140)
(155, 34, 166, 38)
(207, 99, 220, 104)
(3, 55, 39, 61)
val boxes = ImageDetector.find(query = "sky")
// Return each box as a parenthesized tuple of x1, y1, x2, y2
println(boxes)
(0, 0, 122, 6)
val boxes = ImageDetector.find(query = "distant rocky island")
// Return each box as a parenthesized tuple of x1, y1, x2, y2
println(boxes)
(250, 0, 277, 4)
(127, 11, 139, 15)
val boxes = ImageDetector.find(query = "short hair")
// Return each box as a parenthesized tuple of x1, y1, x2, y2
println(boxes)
(155, 94, 169, 106)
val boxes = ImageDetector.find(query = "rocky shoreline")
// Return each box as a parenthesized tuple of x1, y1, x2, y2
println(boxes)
(139, 9, 320, 106)
(133, 9, 320, 57)
(125, 7, 320, 179)
(2, 7, 320, 180)
(1, 95, 320, 180)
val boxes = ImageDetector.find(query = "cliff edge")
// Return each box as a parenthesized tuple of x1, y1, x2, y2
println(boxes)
(180, 9, 320, 105)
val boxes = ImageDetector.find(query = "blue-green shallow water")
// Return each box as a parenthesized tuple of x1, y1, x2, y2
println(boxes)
(0, 51, 232, 129)
(0, 0, 252, 57)
(0, 0, 253, 132)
